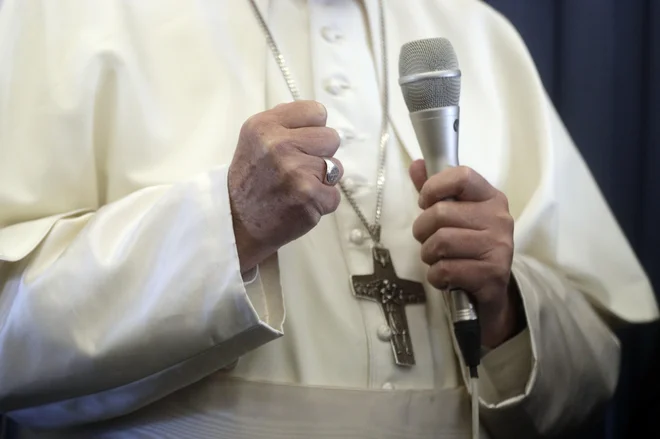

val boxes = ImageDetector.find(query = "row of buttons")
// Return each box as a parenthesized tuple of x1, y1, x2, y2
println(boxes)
(321, 24, 351, 98)
(319, 17, 364, 218)
(317, 8, 397, 393)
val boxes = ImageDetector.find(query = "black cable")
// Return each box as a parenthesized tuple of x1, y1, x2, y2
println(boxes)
(454, 318, 481, 439)
(454, 318, 481, 378)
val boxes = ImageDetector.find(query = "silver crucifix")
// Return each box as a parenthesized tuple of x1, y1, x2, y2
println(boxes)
(351, 246, 427, 366)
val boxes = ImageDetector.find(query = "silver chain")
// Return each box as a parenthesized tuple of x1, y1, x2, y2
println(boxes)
(247, 0, 390, 244)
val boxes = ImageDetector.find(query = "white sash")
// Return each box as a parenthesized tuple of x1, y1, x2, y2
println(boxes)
(16, 378, 491, 438)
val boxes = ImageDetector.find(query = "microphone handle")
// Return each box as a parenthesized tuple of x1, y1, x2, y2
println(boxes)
(410, 107, 478, 324)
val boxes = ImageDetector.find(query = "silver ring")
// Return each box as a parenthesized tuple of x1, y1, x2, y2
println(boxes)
(323, 158, 341, 186)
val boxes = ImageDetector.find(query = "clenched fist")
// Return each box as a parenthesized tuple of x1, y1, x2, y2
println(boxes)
(229, 101, 343, 273)
(409, 161, 519, 348)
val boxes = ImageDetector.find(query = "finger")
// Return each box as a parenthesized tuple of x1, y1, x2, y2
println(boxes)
(272, 100, 327, 128)
(288, 126, 341, 157)
(310, 182, 342, 215)
(409, 159, 428, 193)
(427, 259, 505, 301)
(412, 201, 490, 243)
(420, 228, 492, 265)
(419, 166, 497, 209)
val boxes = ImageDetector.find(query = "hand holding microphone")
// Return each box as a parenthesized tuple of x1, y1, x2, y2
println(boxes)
(410, 163, 516, 349)
(398, 39, 518, 356)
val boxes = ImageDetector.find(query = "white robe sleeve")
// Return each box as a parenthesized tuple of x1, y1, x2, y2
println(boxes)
(0, 0, 284, 429)
(465, 14, 658, 435)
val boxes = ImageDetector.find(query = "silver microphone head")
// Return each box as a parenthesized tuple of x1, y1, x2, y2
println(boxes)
(398, 38, 461, 112)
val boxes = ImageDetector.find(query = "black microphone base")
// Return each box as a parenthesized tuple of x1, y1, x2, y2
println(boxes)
(454, 319, 481, 378)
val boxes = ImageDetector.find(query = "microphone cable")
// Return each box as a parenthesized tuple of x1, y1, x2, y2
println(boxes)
(452, 293, 482, 439)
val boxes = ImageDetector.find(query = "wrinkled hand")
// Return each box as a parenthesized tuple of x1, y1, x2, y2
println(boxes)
(409, 160, 517, 348)
(229, 101, 343, 273)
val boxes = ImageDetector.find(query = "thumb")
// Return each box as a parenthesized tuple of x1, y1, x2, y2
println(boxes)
(409, 159, 428, 193)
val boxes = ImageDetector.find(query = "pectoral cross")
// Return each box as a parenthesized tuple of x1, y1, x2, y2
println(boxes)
(351, 246, 427, 367)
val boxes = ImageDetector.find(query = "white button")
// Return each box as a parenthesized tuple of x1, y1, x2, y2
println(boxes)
(382, 382, 395, 390)
(324, 77, 351, 96)
(377, 325, 392, 341)
(321, 26, 343, 43)
(349, 229, 366, 245)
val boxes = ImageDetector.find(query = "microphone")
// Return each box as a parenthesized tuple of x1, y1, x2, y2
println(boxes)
(398, 38, 481, 375)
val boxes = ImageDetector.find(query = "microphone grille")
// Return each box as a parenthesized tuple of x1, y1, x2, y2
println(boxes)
(399, 38, 461, 111)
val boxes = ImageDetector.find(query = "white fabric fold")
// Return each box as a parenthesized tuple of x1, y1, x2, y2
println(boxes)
(0, 166, 284, 428)
(15, 378, 490, 439)
(477, 256, 620, 438)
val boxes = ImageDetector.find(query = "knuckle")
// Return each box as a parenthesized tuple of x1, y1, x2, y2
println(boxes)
(326, 128, 342, 153)
(422, 236, 445, 265)
(310, 100, 328, 123)
(495, 191, 510, 210)
(267, 135, 290, 154)
(242, 114, 271, 140)
(429, 241, 443, 261)
(290, 202, 321, 229)
(434, 229, 450, 255)
(437, 261, 452, 280)
(291, 185, 322, 225)
(455, 166, 473, 188)
(419, 185, 432, 207)
(428, 261, 451, 288)
(279, 159, 298, 183)
(420, 244, 433, 265)
(295, 100, 327, 125)
(296, 180, 317, 204)
(497, 211, 515, 232)
(262, 136, 277, 152)
(330, 127, 341, 143)
(304, 205, 322, 226)
(491, 262, 511, 285)
(497, 235, 514, 253)
(482, 233, 512, 260)
(434, 202, 448, 220)
(412, 220, 425, 242)
(242, 114, 260, 133)
(327, 188, 341, 213)
(272, 103, 287, 110)
(308, 128, 341, 157)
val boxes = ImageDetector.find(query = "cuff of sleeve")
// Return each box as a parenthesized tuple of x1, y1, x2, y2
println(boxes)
(242, 266, 259, 284)
(477, 259, 536, 408)
(478, 328, 533, 405)
(241, 262, 285, 333)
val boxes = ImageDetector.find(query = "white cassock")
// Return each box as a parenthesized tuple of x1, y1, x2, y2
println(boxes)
(0, 0, 657, 438)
